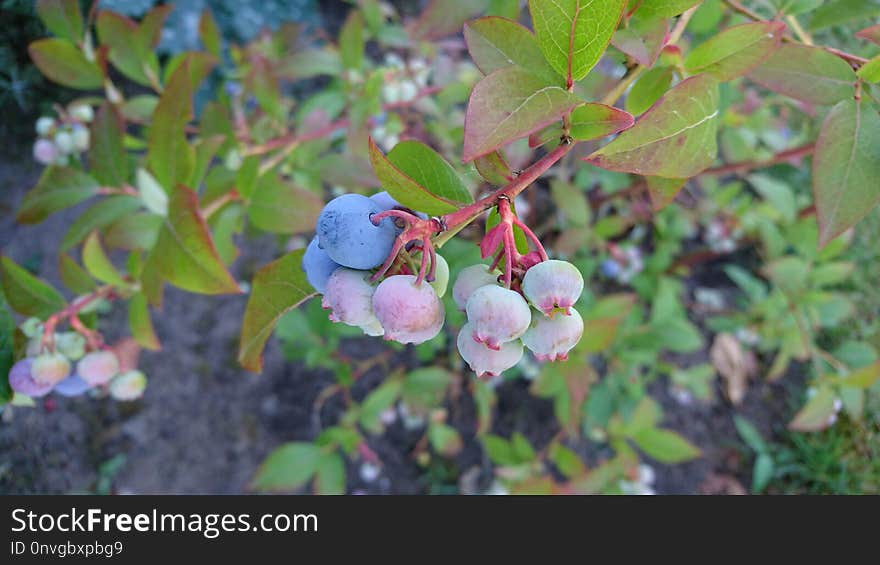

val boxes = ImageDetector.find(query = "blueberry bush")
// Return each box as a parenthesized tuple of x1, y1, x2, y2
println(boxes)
(2, 0, 880, 494)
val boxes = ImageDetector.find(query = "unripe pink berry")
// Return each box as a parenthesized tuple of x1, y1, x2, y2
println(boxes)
(465, 285, 531, 350)
(109, 370, 147, 400)
(372, 275, 444, 344)
(322, 268, 384, 336)
(452, 264, 499, 310)
(76, 350, 120, 386)
(31, 352, 71, 386)
(521, 260, 584, 317)
(522, 308, 583, 362)
(457, 323, 523, 378)
(9, 359, 54, 397)
(33, 139, 58, 165)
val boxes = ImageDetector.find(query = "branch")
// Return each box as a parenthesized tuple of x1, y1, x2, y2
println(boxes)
(703, 142, 815, 176)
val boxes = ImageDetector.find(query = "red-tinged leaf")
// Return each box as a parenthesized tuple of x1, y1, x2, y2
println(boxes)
(578, 294, 636, 353)
(585, 74, 720, 178)
(96, 11, 154, 87)
(104, 213, 162, 251)
(83, 232, 127, 288)
(463, 16, 558, 80)
(569, 103, 634, 141)
(163, 51, 217, 93)
(29, 38, 103, 90)
(529, 123, 563, 148)
(140, 5, 173, 49)
(368, 139, 467, 215)
(813, 99, 880, 247)
(647, 176, 686, 210)
(147, 61, 195, 193)
(474, 151, 513, 185)
(0, 256, 66, 319)
(625, 65, 674, 116)
(684, 21, 785, 82)
(529, 0, 628, 83)
(17, 167, 99, 224)
(856, 23, 880, 45)
(631, 428, 701, 463)
(410, 0, 489, 41)
(144, 185, 241, 296)
(129, 292, 160, 350)
(748, 43, 857, 106)
(89, 102, 129, 187)
(789, 386, 837, 432)
(58, 253, 96, 295)
(238, 249, 316, 372)
(199, 9, 222, 56)
(36, 0, 83, 42)
(462, 66, 581, 162)
(248, 56, 283, 120)
(247, 172, 323, 234)
(611, 13, 669, 67)
(634, 0, 702, 18)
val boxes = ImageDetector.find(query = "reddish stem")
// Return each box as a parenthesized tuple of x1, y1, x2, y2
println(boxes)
(41, 286, 115, 352)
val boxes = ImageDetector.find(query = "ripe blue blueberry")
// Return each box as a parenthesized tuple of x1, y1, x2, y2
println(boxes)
(54, 374, 92, 397)
(369, 191, 428, 220)
(9, 359, 54, 397)
(316, 194, 398, 270)
(600, 259, 621, 279)
(302, 237, 340, 294)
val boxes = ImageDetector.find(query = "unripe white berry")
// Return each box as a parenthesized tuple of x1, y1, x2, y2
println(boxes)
(54, 130, 75, 154)
(70, 104, 94, 122)
(521, 260, 584, 317)
(452, 264, 499, 310)
(33, 139, 58, 165)
(522, 308, 583, 362)
(35, 116, 56, 136)
(322, 268, 384, 336)
(372, 275, 444, 344)
(456, 323, 523, 378)
(465, 285, 531, 350)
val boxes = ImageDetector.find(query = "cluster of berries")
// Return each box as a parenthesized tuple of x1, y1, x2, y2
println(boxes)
(600, 245, 644, 283)
(380, 54, 430, 106)
(303, 192, 447, 343)
(453, 260, 584, 378)
(303, 191, 586, 378)
(32, 105, 93, 166)
(7, 319, 146, 401)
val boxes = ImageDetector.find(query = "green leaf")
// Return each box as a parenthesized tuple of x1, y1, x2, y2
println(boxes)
(29, 38, 103, 89)
(0, 298, 14, 405)
(529, 0, 628, 83)
(611, 13, 669, 67)
(632, 428, 701, 463)
(368, 139, 467, 215)
(428, 423, 463, 456)
(569, 103, 634, 141)
(82, 232, 127, 288)
(813, 99, 880, 246)
(646, 176, 686, 210)
(0, 256, 66, 318)
(733, 415, 768, 454)
(752, 453, 774, 493)
(747, 43, 857, 106)
(410, 0, 490, 41)
(463, 66, 581, 162)
(634, 0, 702, 18)
(585, 74, 719, 178)
(359, 379, 402, 434)
(89, 102, 129, 187)
(808, 0, 880, 31)
(140, 5, 172, 49)
(199, 9, 222, 57)
(17, 167, 100, 224)
(788, 385, 837, 431)
(315, 452, 346, 495)
(463, 16, 557, 80)
(147, 60, 195, 193)
(58, 253, 96, 295)
(685, 22, 785, 81)
(136, 168, 168, 216)
(483, 435, 517, 465)
(238, 250, 315, 372)
(247, 172, 324, 234)
(625, 66, 674, 116)
(96, 11, 153, 87)
(104, 212, 162, 251)
(339, 10, 364, 70)
(474, 151, 512, 185)
(248, 57, 283, 121)
(548, 443, 586, 478)
(36, 0, 84, 43)
(856, 55, 880, 83)
(839, 360, 880, 389)
(129, 292, 160, 350)
(401, 368, 451, 411)
(251, 442, 321, 492)
(748, 174, 796, 224)
(145, 185, 240, 296)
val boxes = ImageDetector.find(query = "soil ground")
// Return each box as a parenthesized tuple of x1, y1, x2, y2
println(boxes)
(0, 140, 805, 495)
